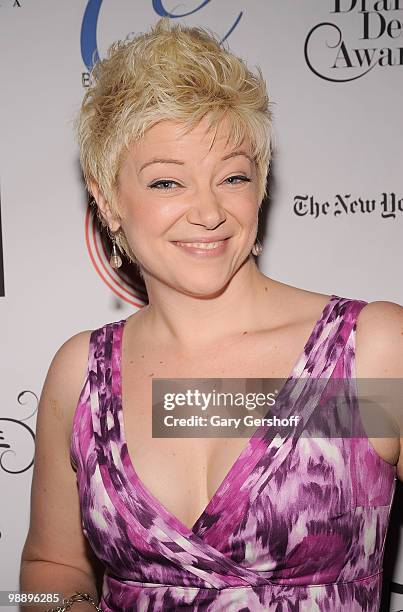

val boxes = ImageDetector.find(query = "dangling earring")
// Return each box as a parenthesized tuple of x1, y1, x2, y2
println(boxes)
(252, 240, 263, 257)
(109, 234, 122, 269)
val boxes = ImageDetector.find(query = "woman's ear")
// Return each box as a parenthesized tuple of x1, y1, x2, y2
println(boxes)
(89, 180, 121, 232)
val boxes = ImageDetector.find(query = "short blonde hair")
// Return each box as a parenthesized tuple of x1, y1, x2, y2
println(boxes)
(77, 17, 273, 262)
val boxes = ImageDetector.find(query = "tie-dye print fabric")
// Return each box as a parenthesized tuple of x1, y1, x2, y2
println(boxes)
(70, 294, 397, 611)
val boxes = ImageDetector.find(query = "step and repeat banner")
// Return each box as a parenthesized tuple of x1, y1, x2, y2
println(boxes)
(0, 1, 402, 609)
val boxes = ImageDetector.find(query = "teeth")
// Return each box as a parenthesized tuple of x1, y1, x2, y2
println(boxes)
(176, 241, 224, 249)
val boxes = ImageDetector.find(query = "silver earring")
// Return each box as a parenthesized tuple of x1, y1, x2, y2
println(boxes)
(109, 235, 122, 269)
(252, 240, 263, 257)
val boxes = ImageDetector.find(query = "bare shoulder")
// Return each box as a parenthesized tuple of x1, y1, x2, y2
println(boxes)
(354, 299, 403, 478)
(42, 329, 93, 438)
(355, 299, 403, 378)
(49, 329, 92, 373)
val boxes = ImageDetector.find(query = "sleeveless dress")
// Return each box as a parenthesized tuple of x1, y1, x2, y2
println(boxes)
(70, 294, 397, 611)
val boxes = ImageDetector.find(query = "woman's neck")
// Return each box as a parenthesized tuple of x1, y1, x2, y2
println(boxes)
(138, 258, 274, 352)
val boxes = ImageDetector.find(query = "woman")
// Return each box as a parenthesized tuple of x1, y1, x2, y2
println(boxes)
(20, 17, 402, 612)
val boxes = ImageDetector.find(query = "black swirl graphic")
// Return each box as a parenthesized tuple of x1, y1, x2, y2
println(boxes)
(304, 22, 377, 83)
(0, 390, 37, 475)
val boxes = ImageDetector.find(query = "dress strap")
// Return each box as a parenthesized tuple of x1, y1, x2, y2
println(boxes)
(87, 322, 125, 456)
(248, 296, 370, 503)
(303, 295, 368, 379)
(260, 296, 368, 438)
(70, 326, 110, 472)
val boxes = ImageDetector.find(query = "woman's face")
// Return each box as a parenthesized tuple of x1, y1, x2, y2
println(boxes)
(116, 116, 261, 297)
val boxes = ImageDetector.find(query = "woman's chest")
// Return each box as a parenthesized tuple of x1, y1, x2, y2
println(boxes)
(116, 335, 398, 531)
(120, 344, 293, 531)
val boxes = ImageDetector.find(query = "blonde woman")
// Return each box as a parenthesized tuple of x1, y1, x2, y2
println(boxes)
(20, 18, 402, 612)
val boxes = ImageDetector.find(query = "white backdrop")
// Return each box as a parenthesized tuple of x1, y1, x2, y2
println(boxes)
(0, 1, 402, 609)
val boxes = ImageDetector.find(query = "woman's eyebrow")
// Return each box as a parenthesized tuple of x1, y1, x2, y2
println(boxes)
(139, 150, 253, 173)
(222, 150, 254, 164)
(139, 158, 185, 172)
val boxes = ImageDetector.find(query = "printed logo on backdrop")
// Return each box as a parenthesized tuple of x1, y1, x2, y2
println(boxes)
(294, 192, 403, 218)
(0, 391, 36, 476)
(0, 1, 23, 6)
(305, 1, 403, 81)
(81, 0, 243, 80)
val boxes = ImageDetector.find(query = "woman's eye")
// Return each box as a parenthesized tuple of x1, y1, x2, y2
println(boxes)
(149, 180, 180, 190)
(225, 175, 251, 185)
(148, 176, 251, 190)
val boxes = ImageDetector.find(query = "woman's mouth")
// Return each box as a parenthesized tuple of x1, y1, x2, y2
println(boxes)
(172, 238, 229, 256)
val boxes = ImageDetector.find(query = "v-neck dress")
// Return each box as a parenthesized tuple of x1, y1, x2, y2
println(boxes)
(70, 294, 397, 611)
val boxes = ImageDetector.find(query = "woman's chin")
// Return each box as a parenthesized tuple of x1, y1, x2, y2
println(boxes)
(141, 258, 250, 298)
(184, 284, 230, 299)
(171, 275, 232, 299)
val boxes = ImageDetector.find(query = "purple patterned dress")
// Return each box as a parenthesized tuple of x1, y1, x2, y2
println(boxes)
(70, 294, 397, 611)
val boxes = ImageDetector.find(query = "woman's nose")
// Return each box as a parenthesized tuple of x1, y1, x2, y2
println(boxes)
(186, 190, 227, 229)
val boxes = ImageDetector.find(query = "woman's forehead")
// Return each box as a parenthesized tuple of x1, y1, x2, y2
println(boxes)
(133, 117, 252, 156)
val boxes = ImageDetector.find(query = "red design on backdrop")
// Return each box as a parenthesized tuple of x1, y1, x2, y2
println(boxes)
(85, 206, 147, 308)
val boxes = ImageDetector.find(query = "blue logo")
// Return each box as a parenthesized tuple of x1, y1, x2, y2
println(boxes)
(81, 0, 243, 71)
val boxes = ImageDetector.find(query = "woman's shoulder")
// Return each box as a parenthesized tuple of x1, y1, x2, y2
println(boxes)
(49, 328, 93, 376)
(263, 280, 401, 351)
(41, 330, 94, 433)
(280, 282, 403, 351)
(48, 317, 127, 389)
(353, 299, 403, 478)
(41, 319, 124, 440)
(53, 316, 129, 364)
(355, 299, 403, 378)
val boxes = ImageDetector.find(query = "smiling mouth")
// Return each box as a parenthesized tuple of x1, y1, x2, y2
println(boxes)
(174, 240, 226, 250)
(171, 237, 230, 255)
